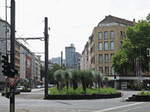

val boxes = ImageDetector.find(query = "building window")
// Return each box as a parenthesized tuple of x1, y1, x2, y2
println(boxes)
(98, 42, 103, 50)
(104, 54, 109, 63)
(104, 31, 108, 40)
(104, 42, 108, 50)
(105, 66, 109, 75)
(110, 31, 115, 40)
(99, 67, 103, 73)
(111, 67, 115, 75)
(90, 46, 94, 53)
(91, 57, 95, 64)
(98, 32, 102, 40)
(99, 54, 103, 64)
(110, 53, 114, 61)
(110, 41, 114, 50)
(119, 41, 123, 48)
(120, 31, 126, 39)
(90, 35, 94, 44)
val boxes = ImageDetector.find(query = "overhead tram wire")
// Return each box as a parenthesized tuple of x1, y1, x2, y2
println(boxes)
(16, 37, 45, 41)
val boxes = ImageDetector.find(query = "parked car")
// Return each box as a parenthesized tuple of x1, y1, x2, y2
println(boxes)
(48, 84, 54, 88)
(36, 85, 43, 88)
(16, 86, 25, 91)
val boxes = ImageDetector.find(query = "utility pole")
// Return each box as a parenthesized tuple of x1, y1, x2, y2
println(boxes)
(15, 18, 49, 99)
(61, 51, 63, 68)
(5, 0, 8, 54)
(10, 0, 15, 112)
(44, 17, 49, 98)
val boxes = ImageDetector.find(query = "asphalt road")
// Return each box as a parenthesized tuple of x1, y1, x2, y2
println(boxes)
(0, 89, 150, 112)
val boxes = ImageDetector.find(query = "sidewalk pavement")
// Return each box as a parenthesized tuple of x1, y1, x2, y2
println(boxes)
(31, 88, 44, 92)
(3, 107, 84, 112)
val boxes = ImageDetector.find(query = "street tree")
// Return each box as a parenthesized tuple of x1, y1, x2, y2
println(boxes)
(146, 13, 150, 22)
(113, 14, 150, 75)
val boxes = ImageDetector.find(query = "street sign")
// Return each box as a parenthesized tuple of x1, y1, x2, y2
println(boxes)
(7, 77, 18, 86)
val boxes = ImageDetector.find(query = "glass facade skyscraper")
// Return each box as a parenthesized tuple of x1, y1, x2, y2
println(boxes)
(65, 44, 76, 69)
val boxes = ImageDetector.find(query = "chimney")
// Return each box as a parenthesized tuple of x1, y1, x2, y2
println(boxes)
(133, 19, 136, 22)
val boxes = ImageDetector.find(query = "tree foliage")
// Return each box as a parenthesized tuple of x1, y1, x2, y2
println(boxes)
(113, 14, 150, 75)
(146, 13, 150, 22)
(48, 64, 62, 84)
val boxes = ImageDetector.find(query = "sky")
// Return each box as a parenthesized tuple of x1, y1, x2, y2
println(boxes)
(0, 0, 150, 60)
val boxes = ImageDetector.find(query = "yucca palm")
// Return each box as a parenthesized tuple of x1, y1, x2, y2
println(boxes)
(103, 76, 109, 87)
(63, 69, 72, 92)
(84, 70, 93, 88)
(54, 69, 65, 90)
(79, 70, 90, 94)
(70, 70, 80, 90)
(92, 70, 103, 88)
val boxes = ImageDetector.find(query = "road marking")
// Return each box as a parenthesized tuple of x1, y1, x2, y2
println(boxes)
(121, 106, 142, 112)
(93, 102, 144, 112)
(20, 93, 43, 95)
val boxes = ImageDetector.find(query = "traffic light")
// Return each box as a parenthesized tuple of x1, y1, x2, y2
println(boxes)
(1, 55, 18, 77)
(9, 68, 18, 77)
(1, 55, 9, 76)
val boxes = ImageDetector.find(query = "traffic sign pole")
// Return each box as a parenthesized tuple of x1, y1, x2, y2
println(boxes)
(10, 0, 15, 112)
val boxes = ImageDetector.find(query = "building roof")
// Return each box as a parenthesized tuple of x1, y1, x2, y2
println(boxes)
(98, 15, 135, 26)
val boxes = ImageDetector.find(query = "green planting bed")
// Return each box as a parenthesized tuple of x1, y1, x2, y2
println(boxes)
(44, 87, 121, 100)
